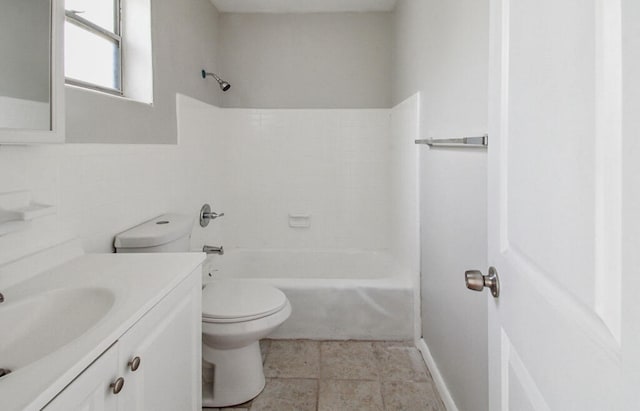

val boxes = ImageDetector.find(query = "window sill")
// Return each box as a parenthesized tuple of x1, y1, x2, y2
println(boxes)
(65, 83, 154, 107)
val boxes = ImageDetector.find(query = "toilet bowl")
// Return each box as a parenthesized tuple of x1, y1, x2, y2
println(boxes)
(201, 280, 291, 407)
(113, 214, 292, 408)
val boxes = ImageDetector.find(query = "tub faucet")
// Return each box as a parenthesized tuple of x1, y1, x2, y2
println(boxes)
(203, 245, 224, 255)
(0, 292, 4, 303)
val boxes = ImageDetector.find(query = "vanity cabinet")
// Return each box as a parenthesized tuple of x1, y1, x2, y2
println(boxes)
(41, 344, 119, 410)
(43, 269, 202, 411)
(117, 271, 202, 411)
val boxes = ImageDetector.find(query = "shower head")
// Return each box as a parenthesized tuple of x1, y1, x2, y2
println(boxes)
(219, 80, 231, 92)
(201, 70, 231, 92)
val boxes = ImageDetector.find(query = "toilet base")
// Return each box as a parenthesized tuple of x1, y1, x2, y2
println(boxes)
(201, 341, 266, 407)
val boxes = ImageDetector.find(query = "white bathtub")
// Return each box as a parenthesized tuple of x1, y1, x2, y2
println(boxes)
(204, 249, 414, 340)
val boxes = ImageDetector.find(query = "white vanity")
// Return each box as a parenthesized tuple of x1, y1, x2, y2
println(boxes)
(0, 241, 204, 410)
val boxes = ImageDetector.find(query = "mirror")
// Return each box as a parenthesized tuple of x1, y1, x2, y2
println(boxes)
(0, 0, 64, 143)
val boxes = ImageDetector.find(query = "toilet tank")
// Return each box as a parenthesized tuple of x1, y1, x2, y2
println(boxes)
(114, 214, 193, 253)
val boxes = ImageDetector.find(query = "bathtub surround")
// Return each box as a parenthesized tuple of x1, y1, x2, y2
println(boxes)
(393, 1, 490, 410)
(199, 99, 420, 341)
(389, 93, 421, 340)
(207, 108, 391, 250)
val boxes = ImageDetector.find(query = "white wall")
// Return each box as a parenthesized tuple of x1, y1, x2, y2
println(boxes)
(218, 12, 392, 109)
(0, 95, 221, 266)
(66, 0, 223, 144)
(210, 108, 391, 250)
(393, 1, 490, 411)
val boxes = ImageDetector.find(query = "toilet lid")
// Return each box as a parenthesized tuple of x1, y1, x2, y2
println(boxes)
(202, 281, 288, 322)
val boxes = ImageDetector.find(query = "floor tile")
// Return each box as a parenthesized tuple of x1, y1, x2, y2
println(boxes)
(263, 340, 320, 378)
(207, 340, 444, 411)
(318, 379, 384, 411)
(320, 341, 379, 380)
(249, 378, 317, 411)
(374, 342, 429, 382)
(381, 381, 445, 411)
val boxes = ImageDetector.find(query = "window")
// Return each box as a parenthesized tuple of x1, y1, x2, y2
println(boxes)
(64, 0, 122, 95)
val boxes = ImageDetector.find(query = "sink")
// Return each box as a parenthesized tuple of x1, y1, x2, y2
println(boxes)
(0, 287, 115, 372)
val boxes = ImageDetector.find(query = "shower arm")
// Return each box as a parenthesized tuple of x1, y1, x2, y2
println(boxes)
(201, 69, 231, 91)
(201, 70, 221, 82)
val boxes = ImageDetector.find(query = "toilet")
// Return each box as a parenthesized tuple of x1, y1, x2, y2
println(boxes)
(114, 214, 292, 407)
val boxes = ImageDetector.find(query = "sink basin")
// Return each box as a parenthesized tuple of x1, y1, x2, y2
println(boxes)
(0, 287, 115, 372)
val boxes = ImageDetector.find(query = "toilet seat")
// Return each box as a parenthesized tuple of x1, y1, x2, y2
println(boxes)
(202, 280, 288, 323)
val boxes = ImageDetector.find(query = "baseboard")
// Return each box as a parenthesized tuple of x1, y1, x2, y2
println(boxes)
(416, 338, 459, 411)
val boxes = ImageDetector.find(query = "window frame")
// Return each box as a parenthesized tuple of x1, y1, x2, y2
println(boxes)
(64, 0, 123, 96)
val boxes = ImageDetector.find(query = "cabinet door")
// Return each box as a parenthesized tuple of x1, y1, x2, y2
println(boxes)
(43, 345, 119, 411)
(118, 273, 202, 411)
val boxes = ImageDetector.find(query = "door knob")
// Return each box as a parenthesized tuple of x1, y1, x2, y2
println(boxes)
(465, 267, 500, 297)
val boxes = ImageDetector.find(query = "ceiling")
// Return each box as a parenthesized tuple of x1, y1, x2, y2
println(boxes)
(210, 0, 398, 13)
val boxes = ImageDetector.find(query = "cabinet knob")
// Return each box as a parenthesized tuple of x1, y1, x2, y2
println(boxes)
(110, 377, 125, 394)
(128, 356, 141, 372)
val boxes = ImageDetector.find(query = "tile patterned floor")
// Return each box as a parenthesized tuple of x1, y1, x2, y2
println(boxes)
(203, 339, 446, 411)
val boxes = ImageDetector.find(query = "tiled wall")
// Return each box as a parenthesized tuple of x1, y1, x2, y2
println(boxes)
(210, 108, 392, 250)
(0, 96, 418, 273)
(389, 94, 420, 273)
(0, 95, 222, 266)
(389, 94, 421, 340)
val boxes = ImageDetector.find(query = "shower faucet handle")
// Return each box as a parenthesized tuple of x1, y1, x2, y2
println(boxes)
(200, 204, 224, 227)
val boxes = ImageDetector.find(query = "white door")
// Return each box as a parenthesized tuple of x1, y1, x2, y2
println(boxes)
(486, 0, 635, 409)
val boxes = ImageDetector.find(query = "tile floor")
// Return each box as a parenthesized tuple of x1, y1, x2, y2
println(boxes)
(203, 339, 446, 411)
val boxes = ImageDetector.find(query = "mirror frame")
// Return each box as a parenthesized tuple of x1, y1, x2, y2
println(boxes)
(0, 0, 65, 144)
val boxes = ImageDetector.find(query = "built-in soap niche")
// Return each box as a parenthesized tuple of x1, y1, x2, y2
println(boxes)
(0, 191, 56, 236)
(288, 213, 311, 228)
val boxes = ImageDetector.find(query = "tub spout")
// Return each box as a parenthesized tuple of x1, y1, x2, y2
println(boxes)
(203, 245, 224, 255)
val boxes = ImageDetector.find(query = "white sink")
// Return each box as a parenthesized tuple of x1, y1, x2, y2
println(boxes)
(0, 240, 205, 410)
(0, 287, 115, 372)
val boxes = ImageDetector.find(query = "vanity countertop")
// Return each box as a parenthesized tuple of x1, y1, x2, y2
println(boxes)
(0, 243, 205, 410)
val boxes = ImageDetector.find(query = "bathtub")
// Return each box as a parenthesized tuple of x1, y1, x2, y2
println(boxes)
(204, 249, 414, 340)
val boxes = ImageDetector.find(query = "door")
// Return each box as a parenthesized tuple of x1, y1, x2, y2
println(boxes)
(486, 0, 632, 409)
